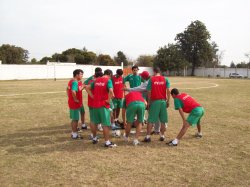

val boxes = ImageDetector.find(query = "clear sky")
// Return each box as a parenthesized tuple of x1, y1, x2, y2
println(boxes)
(0, 0, 250, 65)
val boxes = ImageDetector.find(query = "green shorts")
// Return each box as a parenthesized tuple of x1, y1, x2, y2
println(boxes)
(112, 98, 124, 109)
(70, 106, 85, 121)
(187, 107, 204, 127)
(126, 101, 145, 123)
(148, 100, 168, 123)
(92, 107, 111, 126)
(89, 107, 94, 123)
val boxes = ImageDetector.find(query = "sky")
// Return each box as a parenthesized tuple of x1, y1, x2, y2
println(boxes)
(0, 0, 250, 66)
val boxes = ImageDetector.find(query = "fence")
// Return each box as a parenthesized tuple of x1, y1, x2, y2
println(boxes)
(0, 63, 249, 80)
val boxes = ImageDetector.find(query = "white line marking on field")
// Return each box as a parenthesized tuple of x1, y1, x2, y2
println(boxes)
(0, 91, 65, 97)
(172, 82, 219, 89)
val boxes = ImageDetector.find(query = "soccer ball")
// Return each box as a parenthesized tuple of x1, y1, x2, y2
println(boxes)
(112, 130, 121, 137)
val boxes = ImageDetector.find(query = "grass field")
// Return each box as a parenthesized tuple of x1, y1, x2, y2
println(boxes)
(0, 77, 249, 186)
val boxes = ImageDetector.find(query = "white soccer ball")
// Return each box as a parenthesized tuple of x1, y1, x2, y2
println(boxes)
(112, 130, 121, 137)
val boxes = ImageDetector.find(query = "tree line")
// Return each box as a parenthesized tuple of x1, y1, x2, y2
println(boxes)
(1, 20, 249, 75)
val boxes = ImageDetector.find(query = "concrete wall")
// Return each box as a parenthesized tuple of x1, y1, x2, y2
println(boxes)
(0, 64, 249, 80)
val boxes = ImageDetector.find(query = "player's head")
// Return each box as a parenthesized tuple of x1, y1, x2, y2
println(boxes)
(139, 71, 150, 80)
(104, 69, 113, 78)
(153, 67, 161, 74)
(95, 71, 103, 78)
(95, 67, 102, 73)
(132, 65, 139, 75)
(73, 69, 83, 80)
(116, 69, 123, 77)
(171, 88, 179, 98)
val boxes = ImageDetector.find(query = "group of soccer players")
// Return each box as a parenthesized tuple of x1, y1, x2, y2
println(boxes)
(67, 65, 204, 148)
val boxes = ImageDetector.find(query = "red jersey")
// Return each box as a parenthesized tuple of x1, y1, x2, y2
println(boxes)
(175, 93, 201, 113)
(112, 75, 124, 99)
(67, 79, 83, 109)
(151, 76, 166, 100)
(92, 77, 110, 108)
(125, 92, 144, 107)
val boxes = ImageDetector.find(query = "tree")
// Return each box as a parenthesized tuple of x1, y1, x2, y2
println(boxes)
(230, 61, 236, 68)
(175, 20, 214, 75)
(114, 51, 128, 66)
(97, 54, 115, 66)
(39, 56, 52, 64)
(136, 55, 155, 67)
(0, 44, 29, 64)
(31, 58, 37, 64)
(52, 53, 68, 62)
(154, 44, 188, 74)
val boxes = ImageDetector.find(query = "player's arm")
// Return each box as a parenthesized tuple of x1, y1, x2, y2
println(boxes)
(107, 79, 114, 103)
(71, 81, 79, 103)
(146, 79, 152, 107)
(85, 84, 94, 99)
(166, 78, 171, 107)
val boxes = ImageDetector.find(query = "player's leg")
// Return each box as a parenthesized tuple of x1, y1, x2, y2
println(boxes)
(80, 106, 87, 130)
(159, 100, 168, 141)
(70, 108, 82, 139)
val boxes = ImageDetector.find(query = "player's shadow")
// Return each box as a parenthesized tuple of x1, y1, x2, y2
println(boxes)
(0, 124, 99, 155)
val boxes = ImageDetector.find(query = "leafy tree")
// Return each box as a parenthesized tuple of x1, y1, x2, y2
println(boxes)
(82, 51, 97, 64)
(136, 55, 154, 67)
(230, 61, 236, 68)
(0, 44, 29, 64)
(114, 51, 128, 66)
(154, 44, 188, 74)
(39, 56, 52, 64)
(175, 20, 213, 75)
(31, 58, 37, 64)
(236, 62, 248, 68)
(52, 53, 68, 62)
(97, 54, 116, 66)
(74, 55, 85, 64)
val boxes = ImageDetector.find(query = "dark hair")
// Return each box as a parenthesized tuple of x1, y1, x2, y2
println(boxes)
(153, 67, 161, 73)
(95, 71, 103, 78)
(73, 69, 83, 77)
(132, 65, 139, 71)
(104, 69, 113, 76)
(116, 69, 123, 76)
(171, 88, 179, 95)
(95, 67, 102, 73)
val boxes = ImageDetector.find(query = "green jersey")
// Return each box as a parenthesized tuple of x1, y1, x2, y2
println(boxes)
(124, 74, 143, 88)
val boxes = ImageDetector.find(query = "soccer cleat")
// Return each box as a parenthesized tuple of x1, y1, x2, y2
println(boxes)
(167, 140, 178, 146)
(143, 137, 151, 143)
(89, 135, 99, 140)
(92, 138, 99, 144)
(159, 136, 165, 141)
(104, 142, 117, 148)
(71, 134, 83, 140)
(195, 132, 203, 138)
(133, 140, 140, 146)
(81, 125, 88, 130)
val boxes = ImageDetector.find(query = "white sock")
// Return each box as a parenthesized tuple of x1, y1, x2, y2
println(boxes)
(172, 138, 179, 145)
(105, 140, 111, 145)
(198, 132, 202, 135)
(160, 134, 165, 138)
(72, 132, 78, 138)
(93, 136, 97, 141)
(134, 139, 139, 143)
(82, 123, 87, 127)
(146, 135, 151, 139)
(114, 118, 118, 122)
(111, 123, 116, 127)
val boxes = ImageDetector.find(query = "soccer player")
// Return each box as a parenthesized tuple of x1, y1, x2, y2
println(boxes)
(123, 91, 146, 145)
(67, 69, 84, 139)
(124, 65, 143, 88)
(124, 71, 161, 134)
(112, 69, 125, 129)
(168, 88, 205, 146)
(143, 67, 171, 142)
(84, 67, 103, 131)
(86, 69, 117, 148)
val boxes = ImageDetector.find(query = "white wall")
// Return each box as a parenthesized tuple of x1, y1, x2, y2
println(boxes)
(0, 64, 249, 80)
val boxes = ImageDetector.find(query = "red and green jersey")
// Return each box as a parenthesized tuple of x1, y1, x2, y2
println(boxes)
(174, 93, 201, 113)
(91, 77, 113, 108)
(124, 74, 143, 88)
(147, 76, 170, 100)
(125, 91, 144, 107)
(67, 79, 83, 109)
(112, 75, 124, 99)
(84, 75, 94, 85)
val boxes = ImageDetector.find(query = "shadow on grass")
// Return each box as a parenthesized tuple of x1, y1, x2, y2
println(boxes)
(0, 124, 194, 155)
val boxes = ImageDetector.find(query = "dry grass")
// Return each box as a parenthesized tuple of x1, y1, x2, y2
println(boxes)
(0, 78, 249, 187)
